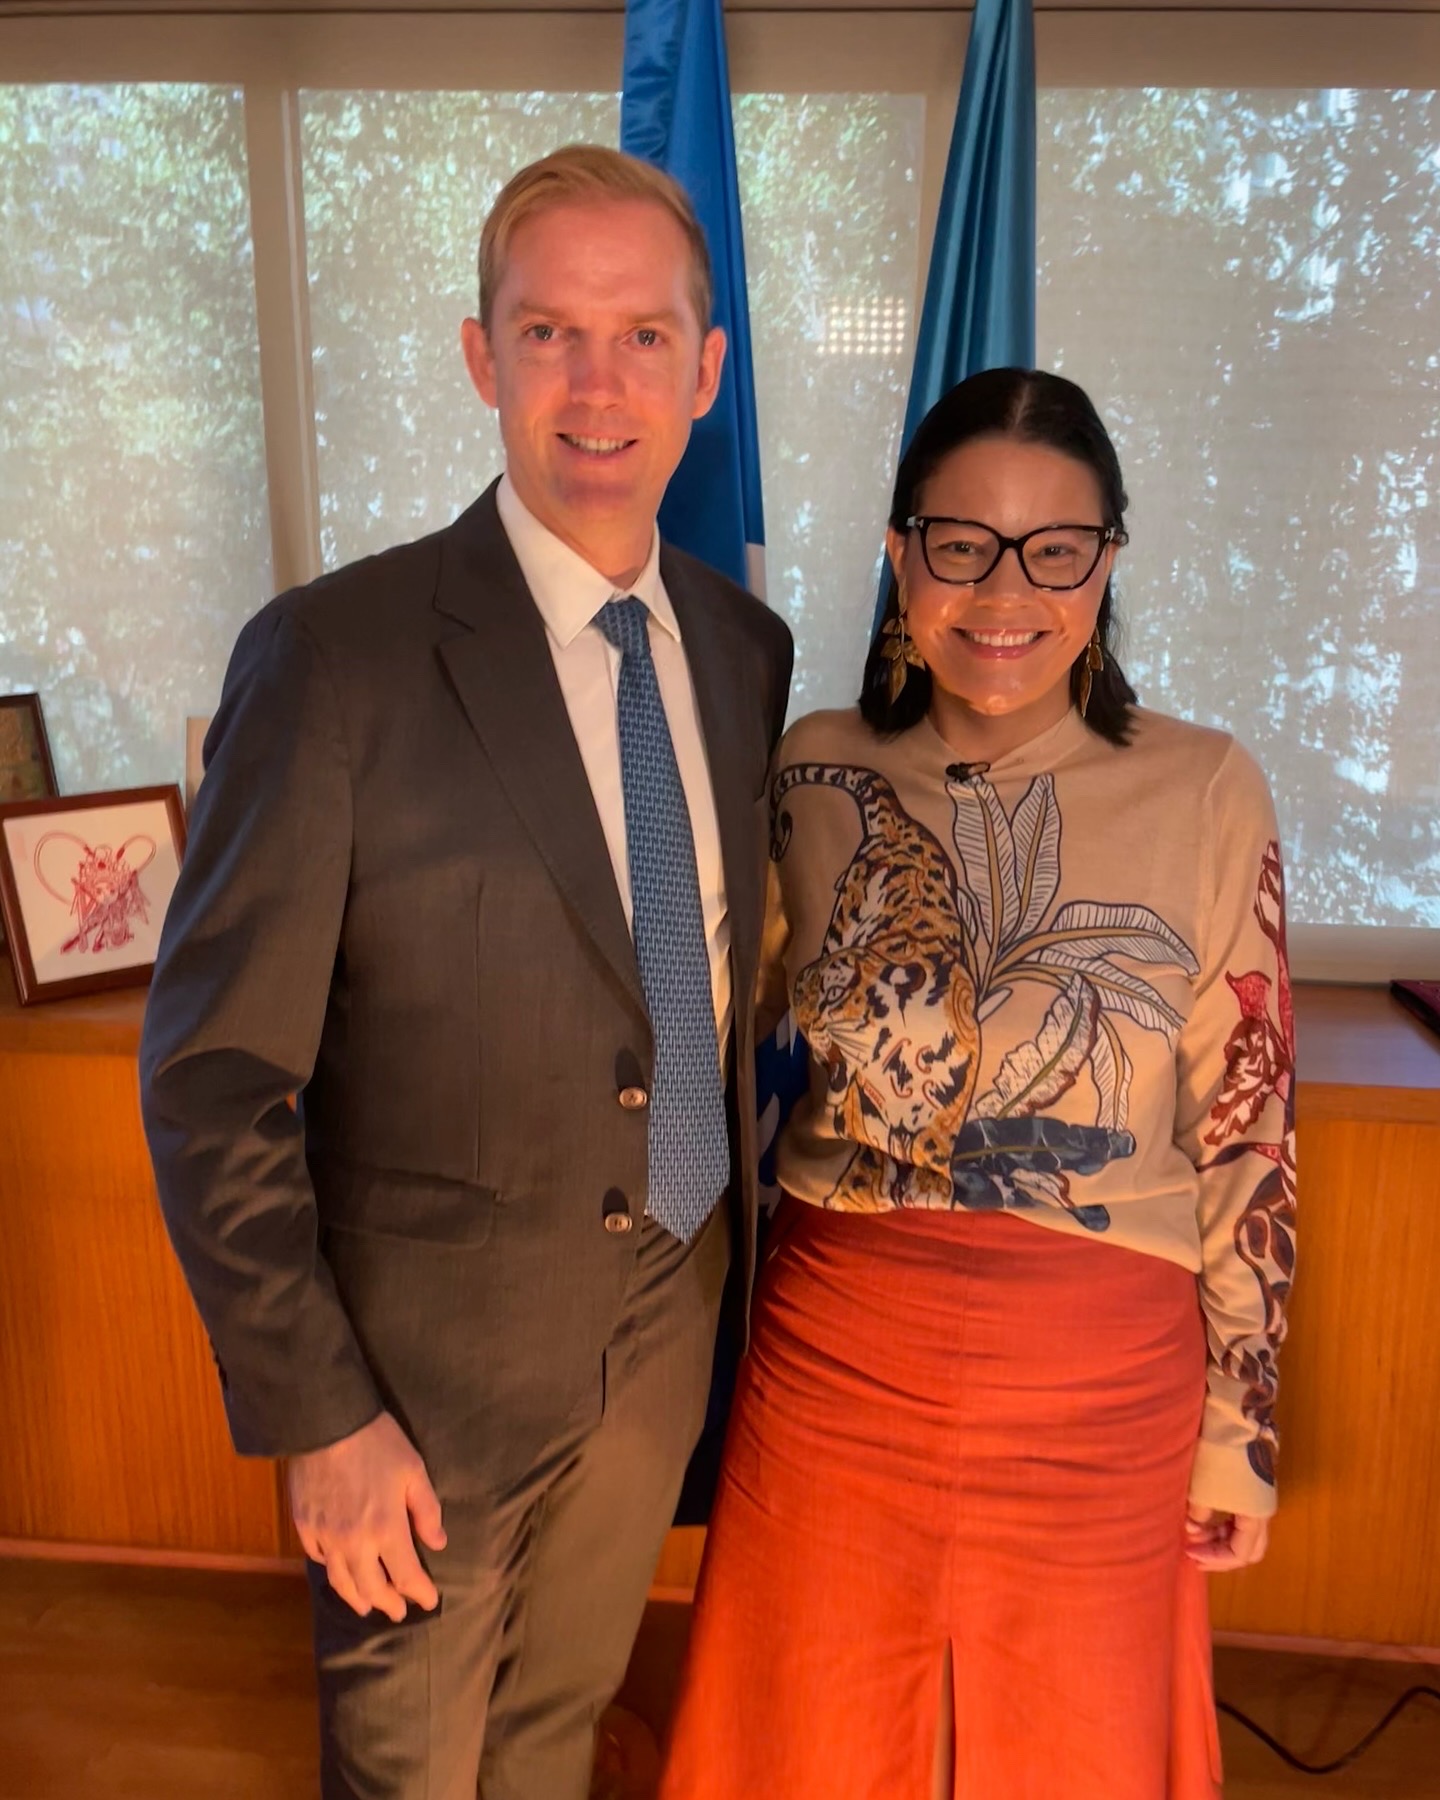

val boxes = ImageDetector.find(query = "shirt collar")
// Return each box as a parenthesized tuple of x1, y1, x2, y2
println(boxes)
(496, 473, 677, 648)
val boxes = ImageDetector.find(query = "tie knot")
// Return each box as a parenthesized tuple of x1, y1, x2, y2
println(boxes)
(596, 595, 652, 660)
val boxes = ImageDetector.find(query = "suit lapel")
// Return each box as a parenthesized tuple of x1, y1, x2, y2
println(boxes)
(434, 489, 647, 1021)
(663, 552, 764, 1003)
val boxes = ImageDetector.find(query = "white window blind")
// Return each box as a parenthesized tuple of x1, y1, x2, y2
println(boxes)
(0, 83, 272, 790)
(1038, 87, 1440, 943)
(302, 90, 620, 571)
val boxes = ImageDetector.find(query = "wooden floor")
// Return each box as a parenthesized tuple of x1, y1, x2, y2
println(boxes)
(1, 1557, 1437, 1798)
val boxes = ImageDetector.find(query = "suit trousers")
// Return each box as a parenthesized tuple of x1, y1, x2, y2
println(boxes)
(308, 1200, 732, 1800)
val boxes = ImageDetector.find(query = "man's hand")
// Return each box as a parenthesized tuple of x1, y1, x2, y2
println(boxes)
(288, 1411, 447, 1620)
(1184, 1502, 1268, 1572)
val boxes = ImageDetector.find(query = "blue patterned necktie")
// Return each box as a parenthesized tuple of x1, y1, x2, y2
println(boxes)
(595, 596, 729, 1241)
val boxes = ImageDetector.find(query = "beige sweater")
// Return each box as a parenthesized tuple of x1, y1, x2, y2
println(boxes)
(762, 703, 1296, 1520)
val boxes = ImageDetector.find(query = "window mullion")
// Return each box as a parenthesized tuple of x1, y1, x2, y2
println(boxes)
(245, 82, 323, 596)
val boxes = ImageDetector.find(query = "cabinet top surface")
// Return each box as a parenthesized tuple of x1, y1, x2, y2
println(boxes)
(0, 975, 152, 1056)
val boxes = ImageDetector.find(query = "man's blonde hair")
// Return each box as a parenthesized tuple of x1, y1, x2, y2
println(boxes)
(478, 144, 714, 333)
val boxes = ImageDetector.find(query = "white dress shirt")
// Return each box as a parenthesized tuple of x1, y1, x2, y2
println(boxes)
(496, 475, 733, 1064)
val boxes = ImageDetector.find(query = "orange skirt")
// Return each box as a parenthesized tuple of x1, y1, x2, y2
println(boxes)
(660, 1202, 1223, 1800)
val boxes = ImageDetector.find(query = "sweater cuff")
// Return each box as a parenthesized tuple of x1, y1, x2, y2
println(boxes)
(1188, 1434, 1279, 1520)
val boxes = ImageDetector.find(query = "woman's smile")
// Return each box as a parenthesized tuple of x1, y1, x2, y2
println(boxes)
(953, 625, 1048, 655)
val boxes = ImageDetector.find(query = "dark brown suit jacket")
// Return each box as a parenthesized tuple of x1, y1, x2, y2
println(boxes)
(140, 483, 793, 1498)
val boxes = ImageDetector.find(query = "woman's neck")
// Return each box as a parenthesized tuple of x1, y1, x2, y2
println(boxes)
(926, 682, 1074, 764)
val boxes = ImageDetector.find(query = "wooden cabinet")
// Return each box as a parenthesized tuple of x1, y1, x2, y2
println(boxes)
(0, 983, 289, 1563)
(1208, 987, 1440, 1651)
(2, 977, 1439, 1647)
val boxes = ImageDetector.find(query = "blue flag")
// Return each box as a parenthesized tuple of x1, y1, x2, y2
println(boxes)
(621, 0, 765, 595)
(875, 0, 1036, 633)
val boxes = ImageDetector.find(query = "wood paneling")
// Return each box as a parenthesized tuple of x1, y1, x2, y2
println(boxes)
(1209, 1115, 1440, 1647)
(0, 985, 282, 1557)
(651, 1527, 705, 1598)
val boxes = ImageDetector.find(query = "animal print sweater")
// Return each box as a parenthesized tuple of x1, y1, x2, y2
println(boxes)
(762, 703, 1296, 1522)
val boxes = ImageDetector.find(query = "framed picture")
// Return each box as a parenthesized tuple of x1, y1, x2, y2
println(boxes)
(0, 693, 59, 805)
(0, 785, 186, 1006)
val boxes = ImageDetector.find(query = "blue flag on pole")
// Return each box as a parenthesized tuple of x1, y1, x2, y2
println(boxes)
(621, 0, 765, 596)
(875, 0, 1036, 633)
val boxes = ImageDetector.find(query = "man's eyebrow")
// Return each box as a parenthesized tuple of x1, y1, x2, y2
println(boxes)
(506, 302, 686, 327)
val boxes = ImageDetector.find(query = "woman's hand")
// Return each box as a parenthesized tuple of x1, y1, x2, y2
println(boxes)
(1184, 1502, 1268, 1572)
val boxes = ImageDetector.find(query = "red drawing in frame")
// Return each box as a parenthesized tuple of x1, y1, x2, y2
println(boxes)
(34, 829, 158, 955)
(0, 785, 186, 1006)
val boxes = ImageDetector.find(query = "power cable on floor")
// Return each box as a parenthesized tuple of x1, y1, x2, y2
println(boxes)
(1217, 1685, 1440, 1776)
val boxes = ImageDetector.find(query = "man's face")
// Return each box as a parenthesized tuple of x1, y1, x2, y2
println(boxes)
(463, 198, 725, 575)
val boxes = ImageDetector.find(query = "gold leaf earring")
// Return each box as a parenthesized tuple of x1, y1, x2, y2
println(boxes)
(1078, 628, 1105, 719)
(882, 583, 927, 704)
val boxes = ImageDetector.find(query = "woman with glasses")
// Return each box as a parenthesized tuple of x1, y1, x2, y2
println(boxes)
(660, 369, 1295, 1800)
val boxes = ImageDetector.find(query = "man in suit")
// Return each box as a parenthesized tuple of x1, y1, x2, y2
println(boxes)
(140, 144, 792, 1800)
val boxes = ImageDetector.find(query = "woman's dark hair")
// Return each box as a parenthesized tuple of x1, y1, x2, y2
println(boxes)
(860, 367, 1138, 746)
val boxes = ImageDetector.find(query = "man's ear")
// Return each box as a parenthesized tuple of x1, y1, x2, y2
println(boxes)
(460, 316, 499, 409)
(691, 325, 727, 420)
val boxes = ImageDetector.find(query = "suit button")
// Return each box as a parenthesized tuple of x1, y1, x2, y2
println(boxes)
(602, 1188, 634, 1234)
(618, 1086, 649, 1111)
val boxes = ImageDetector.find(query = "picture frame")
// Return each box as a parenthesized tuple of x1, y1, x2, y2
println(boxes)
(0, 785, 187, 1006)
(0, 692, 59, 805)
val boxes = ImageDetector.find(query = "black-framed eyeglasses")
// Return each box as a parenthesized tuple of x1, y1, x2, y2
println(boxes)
(905, 517, 1128, 591)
